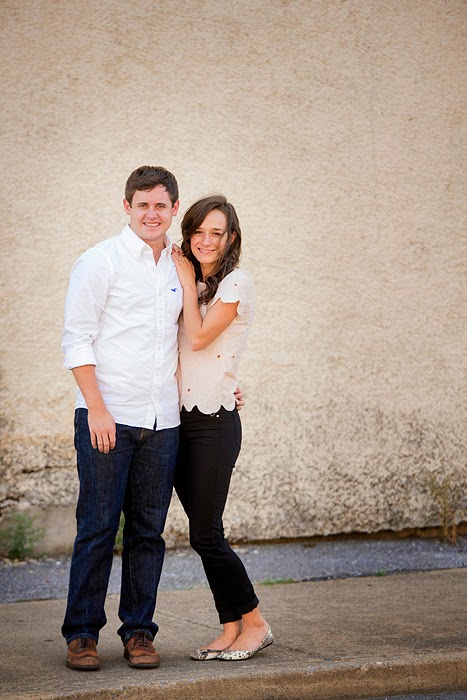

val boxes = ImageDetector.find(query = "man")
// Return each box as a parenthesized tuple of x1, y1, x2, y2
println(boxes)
(61, 166, 182, 670)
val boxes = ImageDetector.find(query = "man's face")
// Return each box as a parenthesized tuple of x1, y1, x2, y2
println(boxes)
(124, 185, 179, 247)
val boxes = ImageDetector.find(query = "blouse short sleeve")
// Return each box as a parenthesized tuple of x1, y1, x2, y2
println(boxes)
(210, 269, 255, 316)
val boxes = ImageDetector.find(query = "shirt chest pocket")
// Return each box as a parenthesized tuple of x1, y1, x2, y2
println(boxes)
(167, 284, 183, 320)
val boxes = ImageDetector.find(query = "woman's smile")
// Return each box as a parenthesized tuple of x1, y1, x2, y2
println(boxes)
(190, 209, 230, 276)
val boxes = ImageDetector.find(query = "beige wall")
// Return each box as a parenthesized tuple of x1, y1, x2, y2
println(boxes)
(0, 0, 465, 552)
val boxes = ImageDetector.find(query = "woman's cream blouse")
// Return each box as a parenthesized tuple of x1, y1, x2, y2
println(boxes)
(177, 268, 255, 414)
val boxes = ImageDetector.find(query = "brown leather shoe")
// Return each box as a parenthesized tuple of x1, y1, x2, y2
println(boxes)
(66, 637, 100, 671)
(123, 631, 160, 668)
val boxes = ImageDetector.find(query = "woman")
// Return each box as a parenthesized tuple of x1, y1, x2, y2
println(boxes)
(171, 195, 273, 661)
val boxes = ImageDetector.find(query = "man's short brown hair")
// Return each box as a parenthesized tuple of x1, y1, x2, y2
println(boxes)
(125, 166, 179, 206)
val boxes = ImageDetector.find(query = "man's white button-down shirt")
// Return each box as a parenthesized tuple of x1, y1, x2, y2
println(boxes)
(62, 224, 183, 430)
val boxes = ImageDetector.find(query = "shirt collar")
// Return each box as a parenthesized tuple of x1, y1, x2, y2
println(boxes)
(120, 224, 173, 260)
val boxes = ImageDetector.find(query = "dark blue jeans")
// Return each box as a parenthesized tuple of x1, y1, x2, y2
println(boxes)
(62, 408, 178, 645)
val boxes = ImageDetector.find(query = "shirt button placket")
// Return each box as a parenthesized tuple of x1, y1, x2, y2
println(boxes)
(152, 266, 165, 428)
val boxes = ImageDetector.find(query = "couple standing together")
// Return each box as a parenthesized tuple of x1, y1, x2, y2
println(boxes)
(61, 166, 273, 670)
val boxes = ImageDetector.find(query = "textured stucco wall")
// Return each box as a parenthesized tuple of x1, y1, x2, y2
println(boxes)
(0, 0, 465, 552)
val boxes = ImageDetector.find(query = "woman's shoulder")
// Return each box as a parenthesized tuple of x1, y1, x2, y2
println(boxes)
(214, 268, 255, 313)
(218, 268, 254, 289)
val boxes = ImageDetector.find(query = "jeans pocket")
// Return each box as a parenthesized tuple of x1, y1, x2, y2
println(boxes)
(233, 410, 242, 451)
(74, 409, 84, 451)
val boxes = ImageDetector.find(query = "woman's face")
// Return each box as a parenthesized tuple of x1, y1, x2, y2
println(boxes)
(190, 209, 230, 275)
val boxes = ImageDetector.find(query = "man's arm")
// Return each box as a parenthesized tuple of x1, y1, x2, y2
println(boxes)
(62, 249, 115, 452)
(234, 386, 245, 410)
(72, 365, 116, 453)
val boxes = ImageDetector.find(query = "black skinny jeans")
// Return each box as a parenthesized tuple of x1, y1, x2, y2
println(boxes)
(175, 406, 259, 623)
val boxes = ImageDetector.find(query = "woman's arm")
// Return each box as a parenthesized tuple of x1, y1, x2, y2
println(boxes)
(172, 251, 238, 351)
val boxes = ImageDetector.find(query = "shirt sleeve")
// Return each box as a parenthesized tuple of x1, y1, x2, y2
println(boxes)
(61, 248, 112, 370)
(211, 269, 255, 316)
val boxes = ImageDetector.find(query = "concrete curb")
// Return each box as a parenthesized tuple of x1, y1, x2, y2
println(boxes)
(19, 652, 466, 700)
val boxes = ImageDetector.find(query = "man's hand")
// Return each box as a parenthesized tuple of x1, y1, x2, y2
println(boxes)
(71, 366, 116, 453)
(88, 408, 116, 453)
(234, 386, 245, 411)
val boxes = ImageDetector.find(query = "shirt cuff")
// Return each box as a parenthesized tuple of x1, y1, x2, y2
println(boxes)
(64, 347, 97, 370)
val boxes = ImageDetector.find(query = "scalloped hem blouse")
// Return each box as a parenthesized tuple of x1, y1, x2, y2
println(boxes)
(177, 268, 255, 414)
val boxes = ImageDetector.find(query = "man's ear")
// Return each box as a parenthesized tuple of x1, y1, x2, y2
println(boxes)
(172, 200, 180, 216)
(123, 198, 131, 215)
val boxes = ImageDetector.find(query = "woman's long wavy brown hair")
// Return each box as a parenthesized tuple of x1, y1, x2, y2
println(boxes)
(180, 195, 242, 305)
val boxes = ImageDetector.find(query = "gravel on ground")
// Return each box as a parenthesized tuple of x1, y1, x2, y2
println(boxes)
(0, 535, 466, 604)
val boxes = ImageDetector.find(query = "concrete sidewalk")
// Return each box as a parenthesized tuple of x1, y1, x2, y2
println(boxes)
(1, 569, 466, 700)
